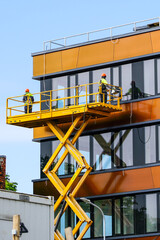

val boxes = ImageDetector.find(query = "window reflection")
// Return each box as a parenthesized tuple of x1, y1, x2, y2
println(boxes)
(134, 195, 146, 234)
(124, 81, 143, 100)
(79, 136, 90, 172)
(52, 141, 69, 175)
(123, 196, 134, 235)
(115, 199, 121, 235)
(146, 194, 157, 233)
(93, 133, 112, 170)
(94, 199, 112, 237)
(55, 204, 66, 238)
(79, 202, 90, 238)
(55, 193, 159, 238)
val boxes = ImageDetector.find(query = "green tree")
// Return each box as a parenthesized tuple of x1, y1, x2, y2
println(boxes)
(5, 174, 18, 191)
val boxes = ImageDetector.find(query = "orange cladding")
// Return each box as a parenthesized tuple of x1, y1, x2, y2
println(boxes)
(33, 30, 160, 77)
(33, 97, 160, 140)
(33, 165, 160, 199)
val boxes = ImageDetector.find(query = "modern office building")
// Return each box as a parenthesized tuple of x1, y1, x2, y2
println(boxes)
(32, 18, 160, 239)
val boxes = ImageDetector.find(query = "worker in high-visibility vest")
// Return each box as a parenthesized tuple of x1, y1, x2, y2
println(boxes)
(23, 89, 34, 114)
(99, 73, 108, 103)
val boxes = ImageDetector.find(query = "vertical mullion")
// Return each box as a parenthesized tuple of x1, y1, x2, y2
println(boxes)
(155, 59, 158, 95)
(119, 66, 122, 87)
(90, 136, 93, 169)
(67, 76, 71, 174)
(120, 131, 123, 168)
(111, 132, 114, 169)
(90, 204, 94, 238)
(110, 67, 113, 85)
(75, 73, 78, 86)
(89, 71, 93, 103)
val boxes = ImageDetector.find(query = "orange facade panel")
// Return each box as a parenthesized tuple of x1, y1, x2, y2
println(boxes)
(114, 32, 153, 60)
(33, 30, 160, 78)
(33, 97, 160, 140)
(33, 165, 160, 199)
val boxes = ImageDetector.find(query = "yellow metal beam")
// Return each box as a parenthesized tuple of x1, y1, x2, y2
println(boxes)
(42, 116, 94, 239)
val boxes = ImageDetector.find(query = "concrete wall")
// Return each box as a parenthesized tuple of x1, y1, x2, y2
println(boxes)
(0, 189, 54, 240)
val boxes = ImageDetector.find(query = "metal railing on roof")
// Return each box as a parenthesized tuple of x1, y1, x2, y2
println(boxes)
(43, 17, 160, 51)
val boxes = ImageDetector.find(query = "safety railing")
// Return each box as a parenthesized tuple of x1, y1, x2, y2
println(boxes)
(6, 82, 122, 118)
(43, 17, 160, 50)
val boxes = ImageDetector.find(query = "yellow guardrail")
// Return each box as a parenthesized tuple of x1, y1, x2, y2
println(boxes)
(6, 82, 122, 118)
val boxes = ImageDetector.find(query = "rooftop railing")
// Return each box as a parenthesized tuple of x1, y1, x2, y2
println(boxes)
(43, 17, 160, 51)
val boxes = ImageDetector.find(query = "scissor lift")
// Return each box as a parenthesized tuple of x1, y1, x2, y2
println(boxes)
(6, 82, 122, 240)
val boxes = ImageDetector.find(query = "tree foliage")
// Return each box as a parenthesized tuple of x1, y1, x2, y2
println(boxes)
(5, 174, 18, 191)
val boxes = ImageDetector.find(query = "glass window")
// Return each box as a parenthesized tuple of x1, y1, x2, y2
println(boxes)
(59, 193, 160, 238)
(69, 75, 76, 106)
(78, 72, 89, 105)
(112, 132, 121, 168)
(52, 76, 67, 108)
(114, 199, 121, 235)
(79, 202, 90, 238)
(123, 196, 134, 235)
(133, 128, 145, 166)
(145, 126, 156, 164)
(132, 61, 144, 99)
(52, 140, 69, 175)
(157, 59, 160, 94)
(79, 136, 90, 172)
(146, 194, 157, 233)
(94, 199, 112, 237)
(134, 194, 146, 234)
(113, 67, 119, 87)
(122, 129, 133, 167)
(158, 126, 160, 161)
(55, 204, 66, 238)
(40, 79, 52, 110)
(144, 59, 155, 97)
(40, 141, 52, 178)
(93, 68, 111, 84)
(93, 133, 112, 171)
(121, 64, 132, 101)
(70, 142, 77, 174)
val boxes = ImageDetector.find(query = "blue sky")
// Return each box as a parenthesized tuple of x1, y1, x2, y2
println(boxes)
(0, 0, 160, 194)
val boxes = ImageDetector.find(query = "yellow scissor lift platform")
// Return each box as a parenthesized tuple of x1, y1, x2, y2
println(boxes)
(6, 82, 122, 240)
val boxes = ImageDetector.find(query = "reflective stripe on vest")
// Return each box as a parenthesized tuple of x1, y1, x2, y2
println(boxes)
(24, 93, 33, 105)
(99, 78, 108, 85)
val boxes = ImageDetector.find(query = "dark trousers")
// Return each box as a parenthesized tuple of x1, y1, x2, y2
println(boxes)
(100, 87, 107, 103)
(24, 105, 32, 114)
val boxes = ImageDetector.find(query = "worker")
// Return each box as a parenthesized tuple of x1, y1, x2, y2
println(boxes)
(99, 73, 108, 103)
(23, 89, 34, 114)
(125, 81, 142, 100)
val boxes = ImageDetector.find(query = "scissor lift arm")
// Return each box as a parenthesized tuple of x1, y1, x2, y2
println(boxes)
(6, 82, 122, 239)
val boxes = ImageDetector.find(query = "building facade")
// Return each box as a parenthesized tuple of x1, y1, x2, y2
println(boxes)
(32, 20, 160, 239)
